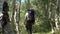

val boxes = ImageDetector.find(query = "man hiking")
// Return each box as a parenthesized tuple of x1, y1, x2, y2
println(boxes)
(24, 9, 35, 34)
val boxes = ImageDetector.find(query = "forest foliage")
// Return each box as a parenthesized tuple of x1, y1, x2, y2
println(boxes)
(8, 0, 60, 34)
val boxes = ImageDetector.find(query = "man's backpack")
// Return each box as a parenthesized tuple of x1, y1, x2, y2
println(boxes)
(26, 10, 35, 22)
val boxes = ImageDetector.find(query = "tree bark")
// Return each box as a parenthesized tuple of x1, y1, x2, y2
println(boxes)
(49, 0, 55, 34)
(27, 0, 30, 9)
(55, 0, 59, 31)
(11, 0, 16, 34)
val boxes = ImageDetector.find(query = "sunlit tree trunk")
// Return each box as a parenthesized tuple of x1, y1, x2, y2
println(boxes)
(55, 0, 59, 31)
(14, 0, 21, 34)
(49, 0, 55, 34)
(54, 0, 60, 34)
(11, 0, 16, 34)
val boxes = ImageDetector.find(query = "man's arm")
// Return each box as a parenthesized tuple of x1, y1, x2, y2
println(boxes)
(24, 13, 27, 25)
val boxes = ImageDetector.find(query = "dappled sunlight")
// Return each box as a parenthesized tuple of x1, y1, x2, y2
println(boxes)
(0, 0, 60, 34)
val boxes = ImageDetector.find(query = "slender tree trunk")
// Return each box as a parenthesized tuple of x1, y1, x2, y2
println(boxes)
(14, 0, 21, 34)
(58, 0, 60, 33)
(54, 0, 60, 34)
(49, 0, 55, 34)
(44, 0, 49, 23)
(27, 0, 30, 9)
(18, 0, 21, 34)
(11, 0, 16, 34)
(14, 1, 21, 34)
(55, 0, 59, 31)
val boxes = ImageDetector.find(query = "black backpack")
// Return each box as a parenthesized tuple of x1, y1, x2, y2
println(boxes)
(26, 10, 35, 23)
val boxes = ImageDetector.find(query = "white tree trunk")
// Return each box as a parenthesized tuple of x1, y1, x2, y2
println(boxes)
(55, 0, 59, 31)
(14, 10, 19, 34)
(11, 0, 16, 34)
(49, 0, 55, 34)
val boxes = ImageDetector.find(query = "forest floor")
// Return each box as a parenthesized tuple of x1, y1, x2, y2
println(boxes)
(19, 18, 59, 34)
(20, 20, 51, 34)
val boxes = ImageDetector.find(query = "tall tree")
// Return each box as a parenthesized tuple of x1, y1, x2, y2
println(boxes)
(55, 0, 59, 31)
(18, 0, 21, 34)
(27, 0, 30, 9)
(14, 0, 21, 34)
(11, 0, 16, 34)
(49, 0, 55, 34)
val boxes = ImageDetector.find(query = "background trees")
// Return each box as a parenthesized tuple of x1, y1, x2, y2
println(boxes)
(1, 0, 60, 34)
